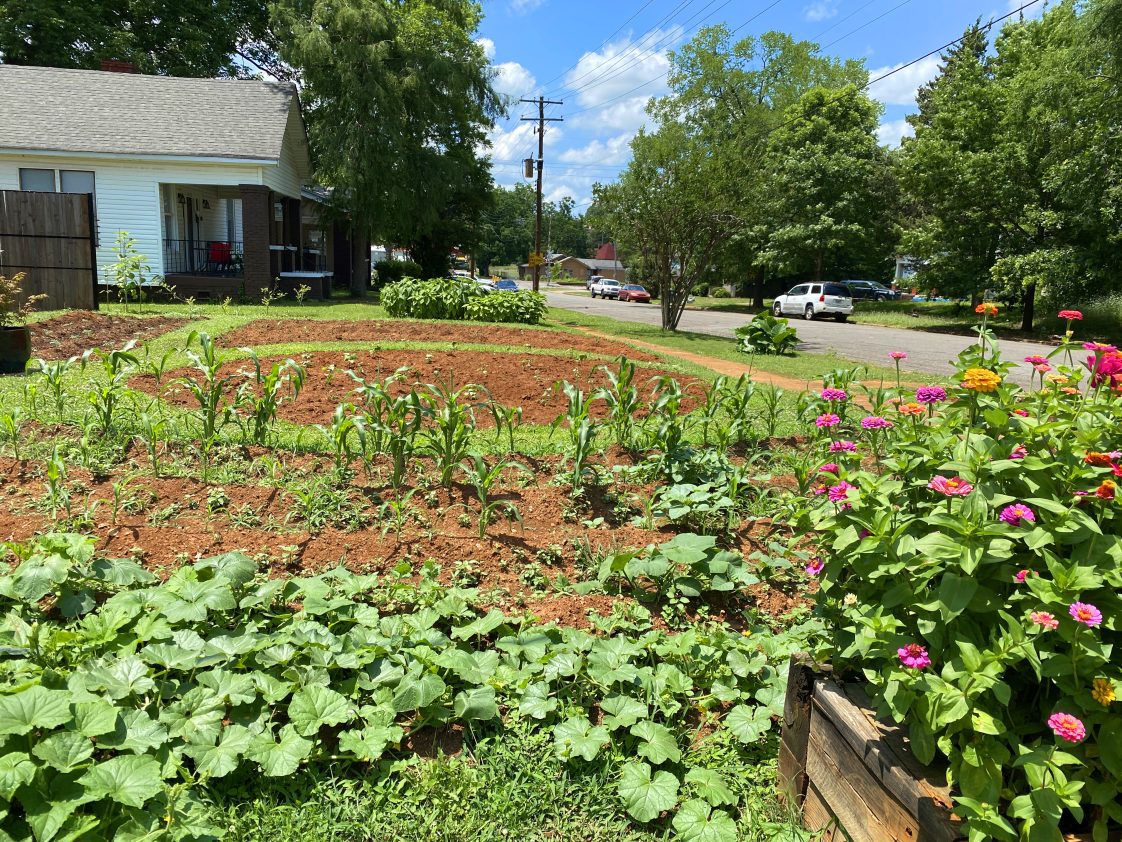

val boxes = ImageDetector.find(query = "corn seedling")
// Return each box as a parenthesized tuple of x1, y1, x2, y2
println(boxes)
(178, 331, 236, 478)
(377, 487, 417, 537)
(81, 342, 139, 433)
(28, 356, 75, 422)
(488, 400, 522, 454)
(43, 447, 71, 518)
(755, 384, 786, 439)
(461, 453, 530, 538)
(318, 404, 367, 476)
(234, 349, 306, 445)
(590, 355, 641, 449)
(0, 407, 24, 461)
(419, 377, 483, 487)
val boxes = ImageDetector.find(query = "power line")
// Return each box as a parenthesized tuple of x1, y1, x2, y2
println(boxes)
(819, 0, 917, 51)
(810, 0, 882, 40)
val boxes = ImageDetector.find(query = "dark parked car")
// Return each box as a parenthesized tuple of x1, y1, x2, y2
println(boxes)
(617, 284, 651, 303)
(843, 280, 899, 301)
(494, 279, 519, 291)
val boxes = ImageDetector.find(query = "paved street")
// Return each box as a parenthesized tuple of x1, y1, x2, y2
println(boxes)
(534, 285, 1056, 387)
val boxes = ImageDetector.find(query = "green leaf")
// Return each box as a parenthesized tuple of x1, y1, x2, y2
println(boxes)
(937, 572, 978, 621)
(0, 752, 36, 798)
(453, 687, 498, 721)
(553, 717, 611, 762)
(724, 704, 772, 743)
(617, 761, 679, 823)
(159, 687, 225, 744)
(8, 551, 70, 602)
(630, 720, 682, 765)
(338, 724, 403, 761)
(98, 709, 168, 754)
(391, 674, 446, 713)
(602, 694, 648, 730)
(451, 609, 507, 640)
(517, 683, 557, 720)
(0, 686, 73, 735)
(684, 767, 736, 807)
(184, 724, 253, 779)
(32, 732, 93, 773)
(672, 799, 738, 842)
(83, 655, 156, 700)
(72, 699, 120, 738)
(19, 769, 90, 842)
(247, 725, 313, 776)
(288, 685, 353, 736)
(1099, 719, 1122, 778)
(79, 754, 165, 808)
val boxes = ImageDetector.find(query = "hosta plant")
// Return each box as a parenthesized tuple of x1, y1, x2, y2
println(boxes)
(735, 313, 799, 356)
(802, 316, 1122, 840)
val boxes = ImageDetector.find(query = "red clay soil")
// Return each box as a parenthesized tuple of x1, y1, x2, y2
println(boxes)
(29, 312, 192, 360)
(0, 449, 807, 629)
(138, 349, 703, 427)
(220, 319, 662, 362)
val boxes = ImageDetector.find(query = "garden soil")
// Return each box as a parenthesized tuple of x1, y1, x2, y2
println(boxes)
(137, 349, 704, 427)
(29, 312, 192, 360)
(221, 319, 662, 362)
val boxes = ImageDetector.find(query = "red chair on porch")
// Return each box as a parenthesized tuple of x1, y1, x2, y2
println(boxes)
(207, 241, 233, 274)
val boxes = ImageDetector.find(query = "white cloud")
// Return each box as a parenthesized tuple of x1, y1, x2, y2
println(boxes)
(492, 61, 536, 98)
(558, 133, 633, 166)
(568, 95, 653, 136)
(804, 0, 839, 21)
(866, 56, 941, 106)
(483, 120, 564, 162)
(876, 119, 914, 148)
(475, 37, 495, 59)
(563, 28, 679, 109)
(509, 0, 545, 13)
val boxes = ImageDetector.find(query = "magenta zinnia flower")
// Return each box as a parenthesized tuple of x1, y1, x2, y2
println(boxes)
(897, 643, 931, 670)
(1048, 712, 1087, 743)
(928, 476, 973, 496)
(1024, 355, 1048, 365)
(1011, 444, 1028, 460)
(889, 351, 908, 360)
(1058, 310, 1083, 321)
(861, 416, 892, 430)
(820, 388, 847, 402)
(1031, 611, 1059, 630)
(818, 463, 840, 474)
(805, 558, 824, 576)
(828, 440, 857, 453)
(915, 386, 946, 404)
(1013, 569, 1032, 583)
(1000, 503, 1036, 526)
(827, 481, 855, 503)
(816, 413, 841, 428)
(1083, 342, 1118, 352)
(1069, 602, 1103, 627)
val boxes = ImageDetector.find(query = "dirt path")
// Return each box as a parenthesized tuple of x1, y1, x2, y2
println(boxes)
(571, 327, 813, 392)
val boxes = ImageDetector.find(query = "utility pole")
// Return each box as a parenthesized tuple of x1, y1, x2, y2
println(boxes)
(520, 96, 563, 292)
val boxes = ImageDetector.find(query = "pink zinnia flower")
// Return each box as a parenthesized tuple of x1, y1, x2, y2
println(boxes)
(1024, 355, 1048, 365)
(1012, 408, 1030, 417)
(805, 558, 824, 576)
(1069, 602, 1103, 627)
(897, 643, 931, 670)
(928, 475, 973, 496)
(1031, 611, 1059, 630)
(828, 440, 857, 453)
(1011, 444, 1028, 460)
(827, 481, 856, 503)
(1000, 503, 1036, 526)
(889, 351, 908, 360)
(858, 528, 871, 538)
(915, 386, 946, 404)
(1033, 363, 1052, 374)
(1013, 569, 1032, 583)
(861, 416, 892, 430)
(1058, 310, 1083, 321)
(1084, 342, 1118, 352)
(820, 388, 848, 402)
(818, 463, 840, 474)
(816, 413, 841, 428)
(1048, 712, 1087, 743)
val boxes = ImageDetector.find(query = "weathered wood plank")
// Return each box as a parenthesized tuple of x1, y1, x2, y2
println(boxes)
(812, 679, 960, 841)
(803, 779, 846, 841)
(778, 652, 824, 803)
(808, 708, 921, 842)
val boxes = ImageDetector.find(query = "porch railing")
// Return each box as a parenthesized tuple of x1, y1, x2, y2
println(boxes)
(162, 239, 244, 276)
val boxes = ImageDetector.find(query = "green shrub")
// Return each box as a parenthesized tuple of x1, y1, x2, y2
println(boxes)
(373, 259, 423, 288)
(735, 313, 799, 355)
(380, 276, 481, 319)
(708, 287, 731, 299)
(465, 290, 547, 324)
(803, 317, 1122, 839)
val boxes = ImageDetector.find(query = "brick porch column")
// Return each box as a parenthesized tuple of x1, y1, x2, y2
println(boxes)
(239, 184, 272, 297)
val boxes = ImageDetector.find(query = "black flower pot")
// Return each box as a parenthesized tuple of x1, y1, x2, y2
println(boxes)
(0, 325, 31, 374)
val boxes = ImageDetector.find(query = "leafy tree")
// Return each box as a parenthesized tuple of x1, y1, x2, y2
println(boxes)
(475, 184, 535, 272)
(273, 0, 501, 293)
(0, 0, 275, 77)
(759, 86, 897, 284)
(592, 122, 738, 331)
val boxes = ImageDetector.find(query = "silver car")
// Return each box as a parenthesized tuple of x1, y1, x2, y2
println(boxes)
(772, 282, 853, 322)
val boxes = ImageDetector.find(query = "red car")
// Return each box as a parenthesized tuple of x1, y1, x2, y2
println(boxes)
(617, 284, 651, 303)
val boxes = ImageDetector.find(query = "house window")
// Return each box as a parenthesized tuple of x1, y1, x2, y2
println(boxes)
(19, 168, 56, 192)
(60, 170, 95, 196)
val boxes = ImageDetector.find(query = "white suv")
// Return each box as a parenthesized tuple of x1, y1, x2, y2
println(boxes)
(772, 282, 853, 322)
(590, 278, 621, 299)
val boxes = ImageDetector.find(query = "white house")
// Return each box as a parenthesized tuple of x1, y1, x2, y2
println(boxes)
(0, 63, 363, 299)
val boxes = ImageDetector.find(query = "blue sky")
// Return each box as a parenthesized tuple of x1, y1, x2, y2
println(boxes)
(476, 0, 1041, 208)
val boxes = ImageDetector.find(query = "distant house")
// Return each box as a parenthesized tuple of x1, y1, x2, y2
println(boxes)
(0, 63, 366, 299)
(518, 254, 627, 283)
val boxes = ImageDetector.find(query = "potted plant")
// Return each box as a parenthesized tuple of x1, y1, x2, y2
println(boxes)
(0, 271, 45, 373)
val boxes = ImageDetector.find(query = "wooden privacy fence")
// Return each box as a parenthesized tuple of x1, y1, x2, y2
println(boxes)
(0, 189, 98, 311)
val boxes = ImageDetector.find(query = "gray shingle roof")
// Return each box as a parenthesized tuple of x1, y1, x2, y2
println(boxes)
(0, 65, 297, 160)
(570, 257, 627, 270)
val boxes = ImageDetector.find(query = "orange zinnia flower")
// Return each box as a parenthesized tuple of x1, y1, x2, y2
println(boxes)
(975, 302, 999, 316)
(962, 368, 1001, 393)
(1085, 452, 1114, 467)
(1097, 479, 1117, 500)
(897, 402, 924, 416)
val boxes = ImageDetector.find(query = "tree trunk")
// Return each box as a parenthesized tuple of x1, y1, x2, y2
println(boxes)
(350, 229, 368, 298)
(1020, 281, 1036, 332)
(751, 267, 764, 310)
(815, 251, 824, 285)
